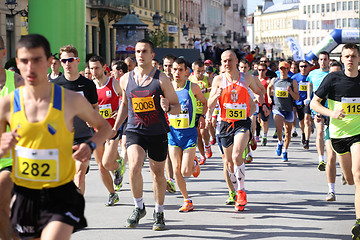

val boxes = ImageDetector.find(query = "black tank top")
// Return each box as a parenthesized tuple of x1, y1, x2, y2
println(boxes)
(126, 69, 170, 135)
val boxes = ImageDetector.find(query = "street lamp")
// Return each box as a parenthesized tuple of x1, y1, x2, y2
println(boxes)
(152, 11, 162, 27)
(181, 24, 189, 39)
(199, 24, 207, 39)
(5, 0, 28, 17)
(211, 33, 217, 43)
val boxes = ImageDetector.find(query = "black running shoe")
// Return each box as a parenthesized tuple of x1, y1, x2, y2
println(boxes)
(153, 211, 165, 231)
(126, 204, 146, 228)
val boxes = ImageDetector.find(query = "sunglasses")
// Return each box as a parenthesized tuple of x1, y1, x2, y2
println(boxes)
(299, 65, 308, 68)
(280, 67, 288, 70)
(61, 57, 78, 63)
(258, 69, 266, 71)
(260, 60, 268, 63)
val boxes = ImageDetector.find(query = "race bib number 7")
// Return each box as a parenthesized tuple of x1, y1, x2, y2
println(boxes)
(169, 113, 190, 129)
(342, 97, 360, 115)
(132, 97, 156, 113)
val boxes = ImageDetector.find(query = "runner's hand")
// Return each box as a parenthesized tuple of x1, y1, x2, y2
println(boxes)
(215, 87, 223, 98)
(0, 129, 19, 158)
(331, 109, 345, 120)
(199, 116, 206, 129)
(160, 95, 170, 112)
(72, 143, 92, 162)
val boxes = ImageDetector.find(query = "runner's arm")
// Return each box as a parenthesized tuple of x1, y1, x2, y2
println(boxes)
(310, 94, 344, 119)
(0, 96, 18, 158)
(207, 75, 222, 111)
(288, 79, 299, 101)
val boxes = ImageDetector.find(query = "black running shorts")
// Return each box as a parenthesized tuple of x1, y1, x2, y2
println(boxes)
(331, 134, 360, 155)
(218, 118, 252, 148)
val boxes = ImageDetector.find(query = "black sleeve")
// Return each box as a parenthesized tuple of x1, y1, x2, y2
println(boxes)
(86, 81, 98, 105)
(315, 73, 333, 99)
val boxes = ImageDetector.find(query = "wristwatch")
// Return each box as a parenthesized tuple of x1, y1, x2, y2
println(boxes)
(85, 140, 96, 152)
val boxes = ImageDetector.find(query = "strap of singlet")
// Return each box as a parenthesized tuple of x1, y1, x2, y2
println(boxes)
(153, 69, 160, 80)
(13, 89, 21, 113)
(185, 80, 190, 91)
(53, 84, 62, 111)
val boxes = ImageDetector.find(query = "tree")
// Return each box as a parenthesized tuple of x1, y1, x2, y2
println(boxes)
(146, 26, 168, 48)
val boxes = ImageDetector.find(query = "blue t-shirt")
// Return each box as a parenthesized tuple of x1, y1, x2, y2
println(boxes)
(306, 69, 329, 95)
(291, 73, 308, 105)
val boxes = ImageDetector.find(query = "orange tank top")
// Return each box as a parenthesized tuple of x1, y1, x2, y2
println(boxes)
(219, 73, 250, 122)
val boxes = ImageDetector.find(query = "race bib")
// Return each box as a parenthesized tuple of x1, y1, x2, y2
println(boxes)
(342, 97, 360, 115)
(99, 104, 112, 119)
(132, 97, 156, 113)
(169, 113, 190, 129)
(225, 103, 247, 120)
(15, 146, 59, 182)
(276, 87, 288, 98)
(299, 82, 307, 92)
(196, 101, 204, 107)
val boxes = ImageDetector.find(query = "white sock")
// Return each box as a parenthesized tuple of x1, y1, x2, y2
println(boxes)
(235, 163, 245, 191)
(248, 151, 253, 157)
(278, 140, 284, 145)
(228, 170, 237, 191)
(134, 197, 144, 209)
(263, 133, 267, 138)
(328, 183, 335, 194)
(155, 202, 164, 213)
(284, 148, 288, 153)
(318, 155, 324, 163)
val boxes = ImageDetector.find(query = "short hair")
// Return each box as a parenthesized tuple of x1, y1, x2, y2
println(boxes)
(17, 34, 51, 59)
(89, 55, 106, 66)
(59, 45, 78, 57)
(174, 58, 187, 68)
(137, 39, 155, 53)
(163, 54, 176, 61)
(239, 59, 250, 66)
(193, 60, 204, 68)
(342, 43, 360, 55)
(152, 59, 159, 63)
(114, 61, 128, 73)
(318, 51, 330, 59)
(330, 60, 343, 69)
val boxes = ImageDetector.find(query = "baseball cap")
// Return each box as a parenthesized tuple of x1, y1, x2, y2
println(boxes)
(204, 60, 213, 64)
(279, 61, 290, 69)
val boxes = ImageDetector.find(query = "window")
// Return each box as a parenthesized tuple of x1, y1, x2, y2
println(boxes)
(337, 19, 341, 28)
(337, 2, 341, 10)
(317, 4, 320, 13)
(348, 18, 352, 27)
(308, 38, 310, 46)
(304, 5, 306, 14)
(321, 4, 325, 12)
(308, 5, 311, 14)
(308, 21, 311, 29)
(317, 37, 320, 43)
(312, 5, 315, 13)
(317, 21, 320, 29)
(304, 38, 307, 46)
(312, 21, 315, 29)
(355, 1, 359, 11)
(332, 3, 335, 11)
(139, 0, 142, 7)
(326, 3, 330, 12)
(312, 37, 315, 45)
(343, 1, 347, 11)
(348, 1, 353, 10)
(343, 18, 347, 27)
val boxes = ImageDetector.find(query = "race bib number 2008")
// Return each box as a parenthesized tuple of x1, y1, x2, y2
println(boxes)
(132, 97, 156, 113)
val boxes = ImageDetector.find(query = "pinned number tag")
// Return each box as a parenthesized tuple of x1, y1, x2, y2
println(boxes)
(299, 82, 307, 92)
(276, 87, 288, 98)
(132, 97, 156, 113)
(99, 104, 112, 119)
(225, 103, 246, 120)
(169, 113, 190, 129)
(342, 97, 360, 115)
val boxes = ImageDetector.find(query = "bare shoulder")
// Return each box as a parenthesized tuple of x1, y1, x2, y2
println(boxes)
(0, 93, 12, 120)
(119, 72, 130, 89)
(158, 71, 172, 88)
(212, 74, 222, 87)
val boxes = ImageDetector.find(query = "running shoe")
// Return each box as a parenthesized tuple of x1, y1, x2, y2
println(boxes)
(114, 159, 124, 186)
(235, 190, 247, 211)
(261, 137, 267, 146)
(301, 133, 306, 145)
(210, 138, 216, 145)
(352, 221, 360, 240)
(205, 145, 212, 158)
(250, 138, 257, 151)
(303, 140, 309, 149)
(225, 191, 236, 205)
(166, 179, 176, 194)
(255, 136, 260, 142)
(126, 204, 146, 228)
(115, 183, 122, 191)
(245, 153, 253, 164)
(326, 192, 336, 201)
(292, 130, 298, 137)
(276, 143, 283, 156)
(198, 155, 206, 165)
(273, 131, 278, 139)
(179, 199, 194, 212)
(341, 173, 347, 185)
(105, 193, 119, 206)
(318, 161, 326, 171)
(193, 157, 200, 178)
(153, 211, 165, 231)
(282, 152, 288, 162)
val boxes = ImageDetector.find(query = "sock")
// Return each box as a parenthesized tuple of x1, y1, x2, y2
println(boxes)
(263, 133, 267, 138)
(185, 198, 192, 203)
(134, 197, 144, 209)
(155, 202, 164, 213)
(228, 170, 237, 191)
(318, 155, 324, 163)
(205, 144, 210, 148)
(328, 183, 335, 194)
(247, 151, 253, 157)
(235, 163, 245, 191)
(284, 148, 288, 153)
(278, 140, 284, 145)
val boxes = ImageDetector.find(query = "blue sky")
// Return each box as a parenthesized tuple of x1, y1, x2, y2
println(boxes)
(247, 0, 283, 14)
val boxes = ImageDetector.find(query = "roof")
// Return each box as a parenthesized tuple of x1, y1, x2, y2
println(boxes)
(263, 2, 299, 14)
(113, 13, 148, 27)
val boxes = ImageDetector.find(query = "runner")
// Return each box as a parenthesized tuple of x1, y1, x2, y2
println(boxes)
(113, 39, 180, 230)
(257, 63, 271, 146)
(0, 35, 24, 240)
(51, 45, 99, 194)
(267, 61, 299, 162)
(306, 51, 330, 171)
(89, 55, 124, 206)
(309, 43, 360, 240)
(47, 54, 62, 81)
(168, 57, 206, 212)
(189, 60, 212, 164)
(207, 50, 257, 211)
(0, 34, 112, 240)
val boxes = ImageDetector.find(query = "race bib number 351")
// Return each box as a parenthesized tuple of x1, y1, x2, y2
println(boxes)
(132, 97, 156, 113)
(15, 146, 59, 182)
(342, 97, 360, 115)
(225, 103, 247, 120)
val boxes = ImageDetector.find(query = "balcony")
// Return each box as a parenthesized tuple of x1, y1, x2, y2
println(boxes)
(87, 0, 130, 12)
(224, 0, 231, 8)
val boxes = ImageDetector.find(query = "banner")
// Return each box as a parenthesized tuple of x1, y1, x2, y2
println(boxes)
(285, 37, 304, 61)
